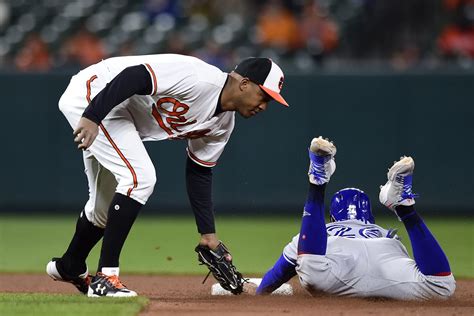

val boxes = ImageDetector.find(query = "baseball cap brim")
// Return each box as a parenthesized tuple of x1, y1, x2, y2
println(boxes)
(259, 85, 289, 107)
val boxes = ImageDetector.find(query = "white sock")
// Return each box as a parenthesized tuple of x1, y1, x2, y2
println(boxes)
(101, 267, 120, 276)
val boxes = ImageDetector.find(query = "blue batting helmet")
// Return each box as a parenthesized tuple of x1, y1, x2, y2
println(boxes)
(330, 188, 375, 224)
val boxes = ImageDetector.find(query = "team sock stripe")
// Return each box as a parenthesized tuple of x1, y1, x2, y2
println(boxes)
(144, 63, 157, 95)
(187, 149, 216, 167)
(85, 75, 138, 197)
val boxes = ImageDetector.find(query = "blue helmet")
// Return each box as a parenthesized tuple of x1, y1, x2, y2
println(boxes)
(330, 188, 375, 224)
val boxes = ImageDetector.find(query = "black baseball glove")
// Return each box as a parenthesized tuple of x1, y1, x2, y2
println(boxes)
(195, 242, 245, 295)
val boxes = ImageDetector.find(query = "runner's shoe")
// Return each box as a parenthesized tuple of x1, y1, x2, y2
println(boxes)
(46, 257, 90, 294)
(379, 156, 418, 211)
(87, 272, 137, 297)
(308, 136, 337, 185)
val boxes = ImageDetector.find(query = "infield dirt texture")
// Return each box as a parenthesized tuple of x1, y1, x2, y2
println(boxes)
(1, 274, 473, 315)
(1, 216, 472, 315)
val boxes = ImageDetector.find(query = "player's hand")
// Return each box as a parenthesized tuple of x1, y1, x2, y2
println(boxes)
(199, 233, 222, 252)
(73, 117, 99, 150)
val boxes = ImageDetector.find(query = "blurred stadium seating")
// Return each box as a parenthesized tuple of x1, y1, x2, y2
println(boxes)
(1, 0, 473, 73)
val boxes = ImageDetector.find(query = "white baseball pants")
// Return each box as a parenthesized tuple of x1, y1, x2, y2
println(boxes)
(58, 64, 156, 228)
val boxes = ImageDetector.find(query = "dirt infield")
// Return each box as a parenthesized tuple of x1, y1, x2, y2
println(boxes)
(1, 274, 473, 315)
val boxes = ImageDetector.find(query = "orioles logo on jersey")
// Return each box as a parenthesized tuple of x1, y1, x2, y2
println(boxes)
(152, 97, 205, 138)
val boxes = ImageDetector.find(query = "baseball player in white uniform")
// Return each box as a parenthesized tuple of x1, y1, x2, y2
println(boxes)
(256, 137, 455, 300)
(46, 54, 289, 297)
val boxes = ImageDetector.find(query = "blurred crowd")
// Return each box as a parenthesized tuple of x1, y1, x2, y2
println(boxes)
(1, 0, 474, 73)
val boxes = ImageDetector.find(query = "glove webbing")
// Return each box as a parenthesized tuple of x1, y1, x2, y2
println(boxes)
(195, 242, 245, 295)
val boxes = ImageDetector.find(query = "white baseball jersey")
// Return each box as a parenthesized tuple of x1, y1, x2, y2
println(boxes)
(59, 54, 234, 226)
(282, 220, 455, 300)
(103, 54, 234, 165)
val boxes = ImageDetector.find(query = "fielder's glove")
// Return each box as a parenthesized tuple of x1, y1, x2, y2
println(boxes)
(195, 242, 245, 295)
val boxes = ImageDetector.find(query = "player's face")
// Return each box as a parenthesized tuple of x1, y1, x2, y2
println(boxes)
(237, 80, 272, 118)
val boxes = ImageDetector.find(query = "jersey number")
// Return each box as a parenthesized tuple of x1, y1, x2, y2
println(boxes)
(327, 225, 356, 238)
(326, 224, 383, 239)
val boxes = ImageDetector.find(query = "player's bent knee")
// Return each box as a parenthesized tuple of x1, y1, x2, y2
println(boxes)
(423, 274, 456, 299)
(438, 278, 456, 298)
(447, 282, 456, 297)
(138, 172, 157, 199)
(117, 169, 156, 205)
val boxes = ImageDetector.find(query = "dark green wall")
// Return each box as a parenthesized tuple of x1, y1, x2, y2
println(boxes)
(2, 72, 473, 214)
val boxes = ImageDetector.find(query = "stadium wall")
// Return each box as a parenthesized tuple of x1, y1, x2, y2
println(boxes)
(2, 72, 473, 214)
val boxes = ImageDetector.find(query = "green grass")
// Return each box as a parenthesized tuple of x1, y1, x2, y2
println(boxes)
(0, 215, 470, 316)
(0, 215, 472, 277)
(0, 293, 148, 316)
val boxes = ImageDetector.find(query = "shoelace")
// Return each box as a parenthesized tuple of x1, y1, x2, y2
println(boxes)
(98, 273, 126, 289)
(309, 154, 328, 180)
(396, 174, 419, 200)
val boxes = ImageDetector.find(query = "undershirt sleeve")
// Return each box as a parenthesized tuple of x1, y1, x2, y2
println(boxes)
(186, 156, 215, 234)
(82, 64, 152, 124)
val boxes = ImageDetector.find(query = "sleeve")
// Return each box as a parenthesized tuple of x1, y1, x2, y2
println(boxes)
(82, 65, 152, 124)
(186, 157, 215, 234)
(256, 252, 298, 294)
(187, 113, 235, 167)
(282, 234, 299, 265)
(256, 234, 299, 294)
(141, 60, 198, 97)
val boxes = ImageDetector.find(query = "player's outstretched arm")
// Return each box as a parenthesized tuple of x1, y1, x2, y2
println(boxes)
(185, 157, 216, 236)
(186, 157, 245, 294)
(256, 254, 296, 295)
